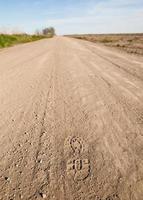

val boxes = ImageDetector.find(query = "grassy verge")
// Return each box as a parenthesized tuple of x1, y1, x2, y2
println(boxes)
(0, 34, 51, 48)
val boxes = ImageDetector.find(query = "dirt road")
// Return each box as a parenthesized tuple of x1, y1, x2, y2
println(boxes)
(0, 37, 143, 200)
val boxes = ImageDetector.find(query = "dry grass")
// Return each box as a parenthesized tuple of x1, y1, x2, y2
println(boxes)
(66, 34, 143, 55)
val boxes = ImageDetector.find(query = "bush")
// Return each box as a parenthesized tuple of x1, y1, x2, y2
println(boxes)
(100, 38, 113, 43)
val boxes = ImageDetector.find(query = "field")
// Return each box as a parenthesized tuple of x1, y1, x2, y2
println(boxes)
(67, 33, 143, 55)
(0, 34, 51, 48)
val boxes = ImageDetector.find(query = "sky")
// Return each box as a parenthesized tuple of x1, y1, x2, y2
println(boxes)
(0, 0, 143, 35)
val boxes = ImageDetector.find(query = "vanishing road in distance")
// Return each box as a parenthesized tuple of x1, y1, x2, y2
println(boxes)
(0, 37, 143, 200)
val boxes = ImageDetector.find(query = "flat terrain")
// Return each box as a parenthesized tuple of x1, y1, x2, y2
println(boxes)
(0, 37, 143, 200)
(67, 34, 143, 55)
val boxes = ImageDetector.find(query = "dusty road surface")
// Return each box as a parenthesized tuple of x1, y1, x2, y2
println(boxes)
(0, 37, 143, 200)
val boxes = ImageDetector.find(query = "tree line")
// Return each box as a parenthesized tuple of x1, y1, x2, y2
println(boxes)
(35, 27, 55, 37)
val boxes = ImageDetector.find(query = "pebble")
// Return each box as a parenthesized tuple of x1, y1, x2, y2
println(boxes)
(20, 194, 24, 199)
(4, 177, 10, 181)
(39, 193, 46, 199)
(37, 159, 42, 164)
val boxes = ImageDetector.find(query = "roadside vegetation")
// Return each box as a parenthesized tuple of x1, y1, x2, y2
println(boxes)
(0, 34, 47, 48)
(0, 27, 56, 48)
(67, 34, 143, 55)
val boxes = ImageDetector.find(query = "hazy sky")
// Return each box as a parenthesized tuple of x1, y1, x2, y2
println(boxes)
(0, 0, 143, 35)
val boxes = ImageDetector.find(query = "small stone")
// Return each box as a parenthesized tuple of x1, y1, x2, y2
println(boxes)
(42, 194, 46, 199)
(20, 194, 24, 199)
(37, 159, 42, 164)
(4, 177, 10, 181)
(39, 193, 46, 199)
(39, 159, 43, 164)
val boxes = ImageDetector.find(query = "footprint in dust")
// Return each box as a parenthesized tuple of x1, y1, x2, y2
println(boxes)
(70, 136, 83, 155)
(67, 158, 90, 181)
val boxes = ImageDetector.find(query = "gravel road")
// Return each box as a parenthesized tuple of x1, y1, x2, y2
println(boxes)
(0, 37, 143, 200)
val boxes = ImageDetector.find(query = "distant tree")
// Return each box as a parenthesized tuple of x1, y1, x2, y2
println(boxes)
(42, 27, 55, 36)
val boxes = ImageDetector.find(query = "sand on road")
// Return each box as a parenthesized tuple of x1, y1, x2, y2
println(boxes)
(0, 37, 143, 200)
